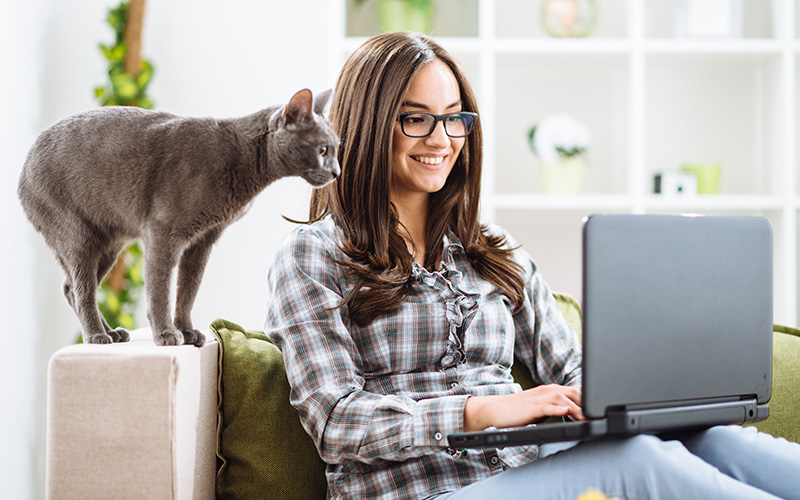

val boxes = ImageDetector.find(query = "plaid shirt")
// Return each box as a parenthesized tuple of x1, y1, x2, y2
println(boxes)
(265, 217, 582, 500)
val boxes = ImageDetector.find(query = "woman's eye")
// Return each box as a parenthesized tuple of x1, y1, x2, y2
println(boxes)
(317, 145, 328, 156)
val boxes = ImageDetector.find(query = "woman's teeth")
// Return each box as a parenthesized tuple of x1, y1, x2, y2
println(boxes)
(413, 156, 444, 165)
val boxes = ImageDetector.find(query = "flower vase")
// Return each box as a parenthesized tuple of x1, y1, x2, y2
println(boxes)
(542, 0, 598, 37)
(377, 0, 433, 34)
(540, 156, 587, 194)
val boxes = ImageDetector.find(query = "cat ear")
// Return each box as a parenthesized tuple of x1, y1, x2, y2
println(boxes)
(284, 89, 313, 130)
(313, 89, 333, 116)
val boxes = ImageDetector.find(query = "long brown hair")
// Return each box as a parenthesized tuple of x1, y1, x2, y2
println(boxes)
(310, 32, 524, 325)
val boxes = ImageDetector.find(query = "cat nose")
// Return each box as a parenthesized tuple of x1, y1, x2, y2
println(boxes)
(331, 161, 341, 178)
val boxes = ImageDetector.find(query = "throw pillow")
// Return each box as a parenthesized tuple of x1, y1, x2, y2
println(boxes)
(211, 319, 328, 500)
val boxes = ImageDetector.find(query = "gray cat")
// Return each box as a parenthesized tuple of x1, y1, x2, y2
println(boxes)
(18, 88, 339, 347)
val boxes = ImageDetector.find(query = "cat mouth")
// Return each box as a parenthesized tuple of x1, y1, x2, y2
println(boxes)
(301, 169, 339, 187)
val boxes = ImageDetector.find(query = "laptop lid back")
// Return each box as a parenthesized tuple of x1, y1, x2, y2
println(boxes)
(581, 214, 773, 419)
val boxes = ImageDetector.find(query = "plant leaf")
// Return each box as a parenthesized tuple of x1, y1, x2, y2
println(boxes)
(137, 60, 154, 87)
(111, 72, 138, 99)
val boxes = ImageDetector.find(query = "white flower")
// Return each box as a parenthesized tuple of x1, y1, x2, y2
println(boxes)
(529, 113, 592, 164)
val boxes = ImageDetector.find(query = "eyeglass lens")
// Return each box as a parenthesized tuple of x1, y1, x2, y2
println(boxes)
(399, 112, 477, 138)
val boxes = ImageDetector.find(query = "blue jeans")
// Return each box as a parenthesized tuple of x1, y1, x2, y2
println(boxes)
(432, 426, 800, 500)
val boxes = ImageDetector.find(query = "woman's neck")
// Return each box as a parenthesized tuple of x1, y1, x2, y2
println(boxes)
(391, 191, 429, 265)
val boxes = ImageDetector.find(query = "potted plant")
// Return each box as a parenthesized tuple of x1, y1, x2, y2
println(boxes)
(528, 113, 592, 194)
(354, 0, 434, 34)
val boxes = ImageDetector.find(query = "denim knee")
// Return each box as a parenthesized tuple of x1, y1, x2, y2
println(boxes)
(583, 434, 685, 477)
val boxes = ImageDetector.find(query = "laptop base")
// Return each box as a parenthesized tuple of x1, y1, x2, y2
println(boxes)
(447, 399, 767, 449)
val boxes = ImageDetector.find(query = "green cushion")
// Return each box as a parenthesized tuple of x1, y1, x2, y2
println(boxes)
(211, 319, 327, 500)
(511, 292, 582, 390)
(553, 292, 583, 341)
(752, 326, 800, 442)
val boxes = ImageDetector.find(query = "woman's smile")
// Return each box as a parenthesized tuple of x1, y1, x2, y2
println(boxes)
(390, 59, 465, 204)
(410, 154, 447, 167)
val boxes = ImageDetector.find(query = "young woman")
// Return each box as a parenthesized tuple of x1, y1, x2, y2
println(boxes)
(265, 32, 800, 500)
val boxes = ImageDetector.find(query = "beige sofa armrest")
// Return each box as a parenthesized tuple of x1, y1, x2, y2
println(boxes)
(46, 329, 218, 500)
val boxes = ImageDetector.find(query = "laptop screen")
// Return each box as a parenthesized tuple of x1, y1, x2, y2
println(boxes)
(581, 214, 773, 419)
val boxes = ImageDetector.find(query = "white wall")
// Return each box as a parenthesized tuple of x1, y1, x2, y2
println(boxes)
(1, 2, 47, 498)
(0, 1, 335, 498)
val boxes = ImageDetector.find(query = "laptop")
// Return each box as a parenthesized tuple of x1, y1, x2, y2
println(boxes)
(448, 213, 773, 449)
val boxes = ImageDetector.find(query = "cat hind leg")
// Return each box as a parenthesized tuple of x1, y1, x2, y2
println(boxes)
(59, 256, 76, 312)
(72, 265, 114, 344)
(96, 242, 131, 343)
(58, 254, 114, 344)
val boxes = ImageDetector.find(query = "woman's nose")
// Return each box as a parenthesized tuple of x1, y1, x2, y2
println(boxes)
(425, 119, 450, 147)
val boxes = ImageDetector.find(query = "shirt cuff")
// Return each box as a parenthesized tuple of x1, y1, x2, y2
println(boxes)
(413, 394, 470, 448)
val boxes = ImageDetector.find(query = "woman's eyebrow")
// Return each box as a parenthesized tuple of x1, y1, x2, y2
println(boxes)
(401, 100, 463, 111)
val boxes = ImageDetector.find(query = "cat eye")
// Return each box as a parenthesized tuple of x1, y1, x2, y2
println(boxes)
(317, 145, 329, 157)
(397, 111, 478, 138)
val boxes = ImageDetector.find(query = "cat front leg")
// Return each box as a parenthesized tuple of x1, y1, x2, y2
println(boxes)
(142, 228, 184, 346)
(174, 227, 223, 347)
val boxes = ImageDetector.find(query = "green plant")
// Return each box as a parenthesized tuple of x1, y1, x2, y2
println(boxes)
(528, 113, 591, 164)
(97, 242, 145, 332)
(353, 0, 434, 34)
(78, 0, 151, 342)
(94, 1, 154, 109)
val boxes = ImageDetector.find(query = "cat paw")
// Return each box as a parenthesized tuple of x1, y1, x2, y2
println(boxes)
(84, 332, 114, 344)
(153, 330, 183, 346)
(108, 328, 130, 343)
(181, 329, 206, 347)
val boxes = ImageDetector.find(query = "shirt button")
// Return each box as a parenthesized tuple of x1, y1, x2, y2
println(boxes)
(450, 382, 459, 389)
(434, 432, 443, 441)
(489, 456, 500, 465)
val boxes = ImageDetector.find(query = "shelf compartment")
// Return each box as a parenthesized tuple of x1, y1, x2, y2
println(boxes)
(494, 52, 631, 196)
(344, 0, 478, 38)
(495, 0, 628, 40)
(645, 1, 776, 39)
(645, 52, 784, 196)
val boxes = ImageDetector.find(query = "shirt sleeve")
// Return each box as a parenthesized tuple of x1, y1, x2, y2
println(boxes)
(502, 230, 583, 388)
(264, 225, 469, 465)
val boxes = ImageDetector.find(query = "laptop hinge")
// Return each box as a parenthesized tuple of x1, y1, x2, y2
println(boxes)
(606, 398, 765, 435)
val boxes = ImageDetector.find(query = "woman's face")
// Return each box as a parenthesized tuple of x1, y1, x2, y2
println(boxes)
(391, 59, 465, 205)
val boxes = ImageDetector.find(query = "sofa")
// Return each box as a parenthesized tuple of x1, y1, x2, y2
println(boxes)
(46, 294, 800, 500)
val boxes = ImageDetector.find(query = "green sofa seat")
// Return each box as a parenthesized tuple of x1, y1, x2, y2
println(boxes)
(212, 293, 800, 500)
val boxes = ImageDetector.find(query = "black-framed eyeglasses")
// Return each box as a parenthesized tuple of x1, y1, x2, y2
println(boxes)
(397, 111, 479, 138)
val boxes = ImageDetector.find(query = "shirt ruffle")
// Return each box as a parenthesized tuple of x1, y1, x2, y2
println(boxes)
(411, 240, 481, 370)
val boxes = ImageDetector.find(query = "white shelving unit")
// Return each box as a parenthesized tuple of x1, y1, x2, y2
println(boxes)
(337, 0, 799, 326)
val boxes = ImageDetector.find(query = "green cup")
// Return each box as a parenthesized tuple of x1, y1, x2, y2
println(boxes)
(681, 163, 721, 194)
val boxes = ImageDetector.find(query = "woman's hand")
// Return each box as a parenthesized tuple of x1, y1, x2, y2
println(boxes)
(463, 385, 584, 432)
